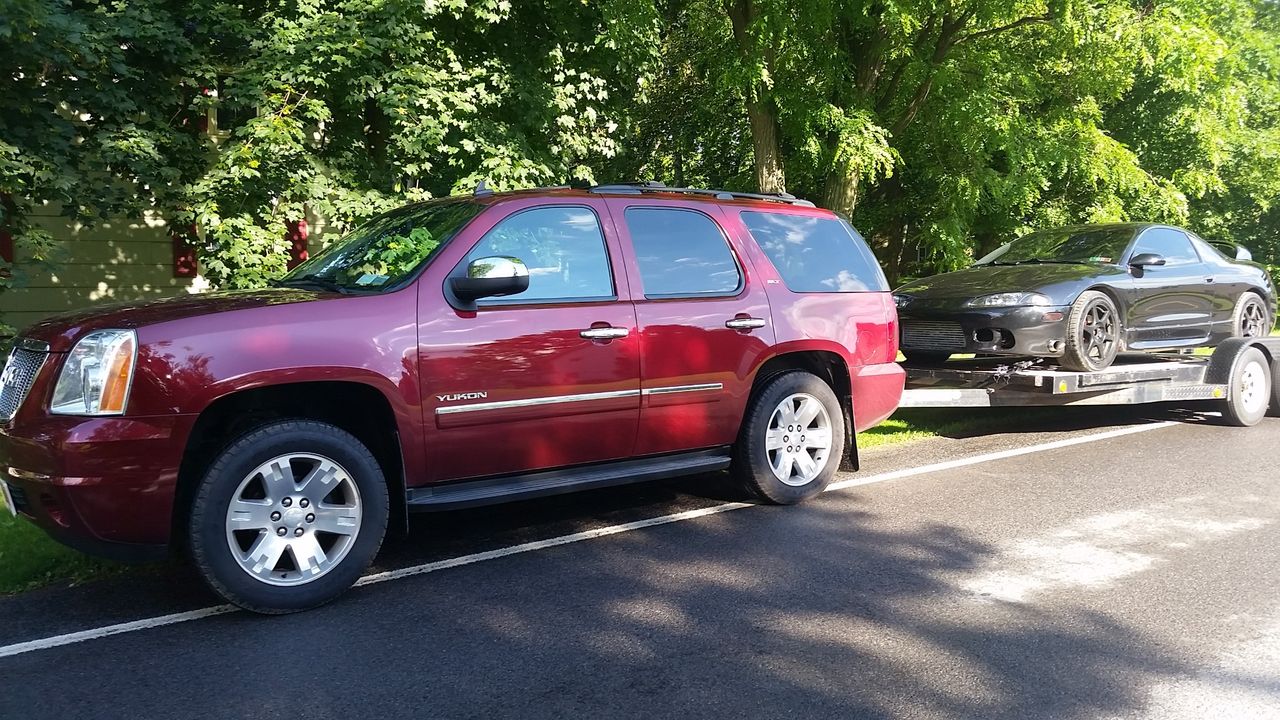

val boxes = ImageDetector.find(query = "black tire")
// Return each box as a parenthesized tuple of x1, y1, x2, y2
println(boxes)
(900, 349, 952, 365)
(1220, 346, 1271, 427)
(1230, 292, 1272, 339)
(1062, 290, 1120, 372)
(188, 420, 389, 614)
(732, 371, 845, 505)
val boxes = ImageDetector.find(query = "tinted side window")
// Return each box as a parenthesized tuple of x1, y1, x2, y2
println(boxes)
(624, 208, 742, 297)
(1130, 228, 1200, 266)
(463, 206, 614, 303)
(740, 212, 888, 292)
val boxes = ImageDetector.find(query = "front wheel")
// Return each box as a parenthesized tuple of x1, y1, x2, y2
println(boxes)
(188, 420, 389, 614)
(1061, 290, 1120, 372)
(732, 371, 845, 504)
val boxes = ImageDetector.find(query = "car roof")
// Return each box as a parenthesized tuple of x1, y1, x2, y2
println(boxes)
(462, 182, 823, 211)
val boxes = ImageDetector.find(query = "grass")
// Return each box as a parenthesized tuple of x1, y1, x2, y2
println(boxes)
(0, 496, 128, 595)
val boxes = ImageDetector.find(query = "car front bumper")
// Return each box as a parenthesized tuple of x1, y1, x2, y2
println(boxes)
(898, 305, 1071, 358)
(0, 413, 194, 561)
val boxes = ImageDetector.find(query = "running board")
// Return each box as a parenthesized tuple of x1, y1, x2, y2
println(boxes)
(405, 448, 732, 511)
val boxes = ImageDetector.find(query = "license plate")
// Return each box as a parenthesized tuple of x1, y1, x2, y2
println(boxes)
(1, 479, 15, 517)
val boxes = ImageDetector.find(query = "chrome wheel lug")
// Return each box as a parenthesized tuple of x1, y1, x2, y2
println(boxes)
(271, 511, 281, 521)
(276, 527, 287, 537)
(306, 513, 315, 523)
(295, 527, 304, 537)
(299, 498, 309, 508)
(282, 497, 292, 508)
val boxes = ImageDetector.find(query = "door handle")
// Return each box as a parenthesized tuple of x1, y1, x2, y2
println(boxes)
(1204, 277, 1215, 283)
(725, 317, 767, 330)
(580, 326, 630, 340)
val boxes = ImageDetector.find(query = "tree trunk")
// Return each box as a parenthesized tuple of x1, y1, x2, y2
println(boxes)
(820, 163, 859, 216)
(747, 100, 785, 193)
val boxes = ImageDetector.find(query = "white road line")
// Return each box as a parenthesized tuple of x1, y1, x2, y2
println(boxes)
(0, 420, 1177, 660)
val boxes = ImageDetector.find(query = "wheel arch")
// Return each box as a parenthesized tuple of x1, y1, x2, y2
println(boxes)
(746, 347, 857, 471)
(172, 380, 410, 551)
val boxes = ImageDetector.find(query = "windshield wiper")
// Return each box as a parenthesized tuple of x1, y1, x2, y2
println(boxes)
(985, 259, 1095, 266)
(270, 277, 353, 294)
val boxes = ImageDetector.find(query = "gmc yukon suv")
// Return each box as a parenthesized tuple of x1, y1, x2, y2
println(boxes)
(0, 183, 904, 612)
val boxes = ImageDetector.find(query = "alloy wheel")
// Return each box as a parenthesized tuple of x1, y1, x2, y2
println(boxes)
(1081, 300, 1117, 366)
(224, 453, 363, 586)
(1240, 298, 1269, 338)
(765, 393, 834, 487)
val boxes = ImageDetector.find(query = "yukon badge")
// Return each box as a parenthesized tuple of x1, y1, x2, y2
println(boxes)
(437, 391, 489, 402)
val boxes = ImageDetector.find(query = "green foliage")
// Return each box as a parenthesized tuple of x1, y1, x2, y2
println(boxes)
(1, 0, 1277, 298)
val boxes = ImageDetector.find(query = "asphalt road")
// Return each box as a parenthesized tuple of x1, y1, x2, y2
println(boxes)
(2, 406, 1279, 719)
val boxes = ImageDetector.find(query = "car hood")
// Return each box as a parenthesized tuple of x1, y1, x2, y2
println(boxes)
(895, 263, 1123, 306)
(19, 288, 336, 352)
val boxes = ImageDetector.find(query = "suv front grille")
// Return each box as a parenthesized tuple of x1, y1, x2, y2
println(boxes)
(4, 480, 30, 515)
(0, 346, 47, 422)
(901, 321, 967, 351)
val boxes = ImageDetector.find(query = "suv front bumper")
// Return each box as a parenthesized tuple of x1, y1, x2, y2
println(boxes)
(0, 414, 194, 560)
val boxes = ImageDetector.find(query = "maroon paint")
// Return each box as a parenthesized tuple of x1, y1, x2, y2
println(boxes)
(1, 189, 904, 554)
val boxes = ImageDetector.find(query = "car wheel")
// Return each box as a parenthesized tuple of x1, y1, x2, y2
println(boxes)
(900, 349, 952, 365)
(1220, 346, 1272, 427)
(1061, 290, 1120, 372)
(732, 371, 845, 505)
(1231, 293, 1271, 339)
(188, 420, 389, 614)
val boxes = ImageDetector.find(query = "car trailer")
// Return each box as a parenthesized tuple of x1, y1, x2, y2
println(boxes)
(899, 337, 1280, 427)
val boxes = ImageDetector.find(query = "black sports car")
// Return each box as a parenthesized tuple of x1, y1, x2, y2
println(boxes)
(893, 223, 1277, 371)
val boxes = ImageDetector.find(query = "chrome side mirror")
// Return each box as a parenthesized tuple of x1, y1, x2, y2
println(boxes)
(450, 256, 530, 302)
(1234, 245, 1253, 262)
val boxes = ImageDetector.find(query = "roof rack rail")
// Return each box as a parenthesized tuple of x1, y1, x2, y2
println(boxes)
(589, 182, 815, 207)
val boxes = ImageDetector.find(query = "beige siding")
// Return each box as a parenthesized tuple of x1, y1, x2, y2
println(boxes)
(0, 209, 195, 333)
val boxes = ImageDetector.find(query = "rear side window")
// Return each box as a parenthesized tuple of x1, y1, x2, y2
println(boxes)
(740, 211, 888, 292)
(1130, 228, 1200, 266)
(624, 208, 742, 298)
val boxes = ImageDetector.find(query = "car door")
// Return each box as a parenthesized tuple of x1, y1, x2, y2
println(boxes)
(1124, 226, 1217, 348)
(606, 199, 775, 456)
(417, 198, 640, 481)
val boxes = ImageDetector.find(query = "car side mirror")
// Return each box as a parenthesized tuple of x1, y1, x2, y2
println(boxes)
(1129, 253, 1166, 268)
(1234, 245, 1253, 262)
(450, 256, 530, 302)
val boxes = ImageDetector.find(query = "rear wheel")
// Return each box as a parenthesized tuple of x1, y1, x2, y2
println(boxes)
(1231, 293, 1271, 339)
(1220, 346, 1272, 427)
(188, 420, 389, 614)
(732, 371, 844, 504)
(1062, 291, 1120, 372)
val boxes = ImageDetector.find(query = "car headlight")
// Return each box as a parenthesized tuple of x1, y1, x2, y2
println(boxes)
(892, 294, 914, 308)
(50, 330, 137, 415)
(963, 292, 1051, 308)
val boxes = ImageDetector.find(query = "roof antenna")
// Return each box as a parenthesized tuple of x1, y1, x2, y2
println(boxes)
(473, 180, 493, 196)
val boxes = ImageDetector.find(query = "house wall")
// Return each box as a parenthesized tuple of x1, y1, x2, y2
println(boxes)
(0, 206, 329, 334)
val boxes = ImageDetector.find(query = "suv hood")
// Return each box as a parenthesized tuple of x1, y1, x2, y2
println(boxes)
(20, 288, 335, 352)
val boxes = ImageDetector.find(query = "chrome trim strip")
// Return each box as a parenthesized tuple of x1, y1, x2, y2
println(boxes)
(436, 389, 641, 415)
(16, 338, 51, 353)
(641, 383, 724, 396)
(6, 467, 52, 481)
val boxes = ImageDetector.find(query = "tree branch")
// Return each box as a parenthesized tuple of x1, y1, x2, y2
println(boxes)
(956, 11, 1056, 45)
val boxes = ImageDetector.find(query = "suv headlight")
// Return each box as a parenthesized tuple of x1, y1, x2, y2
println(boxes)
(964, 292, 1051, 308)
(50, 330, 137, 415)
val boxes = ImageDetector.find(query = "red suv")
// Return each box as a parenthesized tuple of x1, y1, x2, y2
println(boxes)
(0, 184, 903, 612)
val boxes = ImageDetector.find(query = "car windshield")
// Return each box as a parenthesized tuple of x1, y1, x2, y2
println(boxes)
(975, 227, 1136, 266)
(279, 200, 483, 291)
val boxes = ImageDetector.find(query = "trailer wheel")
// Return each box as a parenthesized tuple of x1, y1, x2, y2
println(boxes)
(1220, 346, 1271, 427)
(1270, 352, 1280, 419)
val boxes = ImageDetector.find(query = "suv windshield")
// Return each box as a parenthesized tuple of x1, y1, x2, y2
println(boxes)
(279, 200, 483, 291)
(975, 226, 1136, 266)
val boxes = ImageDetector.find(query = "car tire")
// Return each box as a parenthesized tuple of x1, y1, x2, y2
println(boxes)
(900, 349, 952, 365)
(732, 371, 845, 505)
(1220, 346, 1272, 427)
(1230, 292, 1272, 339)
(1061, 290, 1120, 372)
(188, 420, 389, 614)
